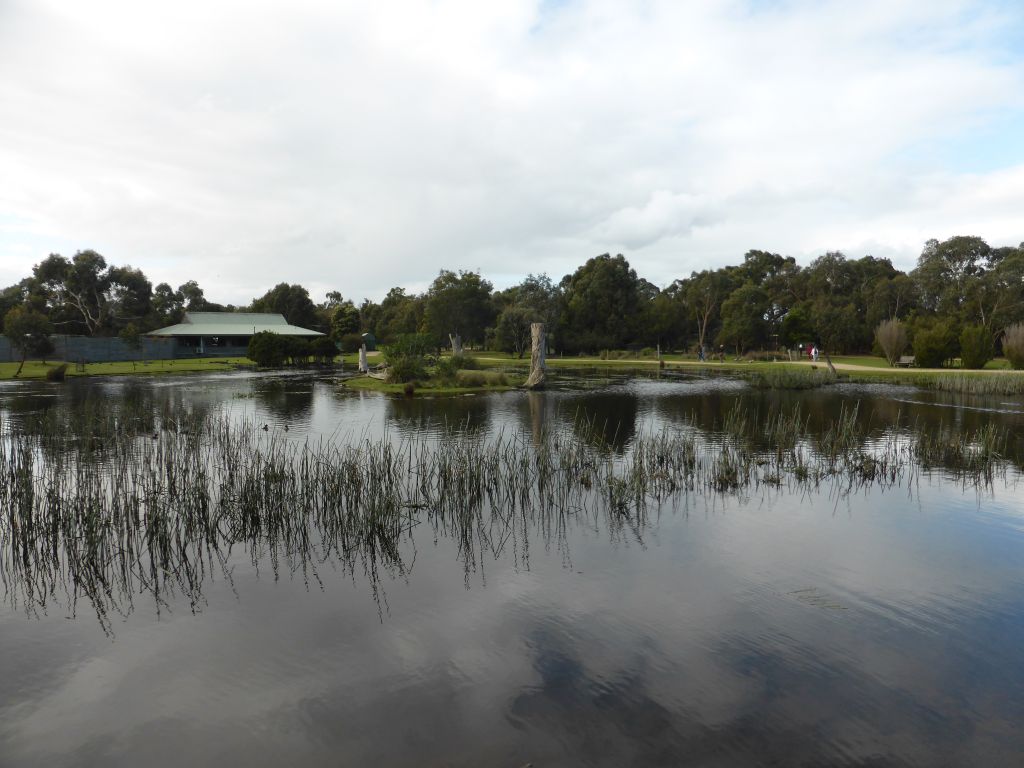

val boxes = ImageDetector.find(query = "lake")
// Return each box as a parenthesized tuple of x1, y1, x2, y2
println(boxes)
(1, 369, 1023, 766)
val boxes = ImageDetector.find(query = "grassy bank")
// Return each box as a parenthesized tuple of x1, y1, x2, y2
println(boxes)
(0, 357, 254, 381)
(462, 351, 1024, 394)
(342, 369, 521, 395)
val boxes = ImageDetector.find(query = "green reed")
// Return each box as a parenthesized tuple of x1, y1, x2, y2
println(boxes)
(0, 397, 1015, 632)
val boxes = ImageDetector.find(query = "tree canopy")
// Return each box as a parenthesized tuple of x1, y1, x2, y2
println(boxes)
(4, 236, 1024, 362)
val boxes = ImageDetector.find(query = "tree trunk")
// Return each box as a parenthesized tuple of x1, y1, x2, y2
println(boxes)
(358, 344, 368, 373)
(823, 349, 837, 375)
(14, 355, 24, 377)
(524, 323, 546, 390)
(449, 333, 463, 356)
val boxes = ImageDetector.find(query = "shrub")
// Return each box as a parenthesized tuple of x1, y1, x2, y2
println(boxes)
(308, 336, 339, 363)
(1003, 323, 1024, 370)
(875, 319, 908, 366)
(959, 325, 994, 369)
(913, 323, 957, 368)
(285, 337, 311, 365)
(456, 371, 487, 387)
(449, 353, 478, 370)
(383, 333, 434, 382)
(387, 356, 427, 383)
(434, 356, 459, 382)
(247, 331, 288, 367)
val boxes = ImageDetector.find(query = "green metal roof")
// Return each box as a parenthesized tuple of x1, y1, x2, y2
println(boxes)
(148, 312, 324, 337)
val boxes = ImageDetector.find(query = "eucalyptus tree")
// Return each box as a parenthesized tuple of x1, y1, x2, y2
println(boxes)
(558, 254, 642, 353)
(422, 270, 495, 348)
(717, 283, 770, 354)
(4, 306, 54, 376)
(250, 283, 321, 330)
(912, 236, 991, 316)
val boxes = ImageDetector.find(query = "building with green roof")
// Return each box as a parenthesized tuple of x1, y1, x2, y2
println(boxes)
(148, 312, 324, 357)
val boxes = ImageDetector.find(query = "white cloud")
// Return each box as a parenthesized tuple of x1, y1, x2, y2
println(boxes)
(0, 0, 1021, 301)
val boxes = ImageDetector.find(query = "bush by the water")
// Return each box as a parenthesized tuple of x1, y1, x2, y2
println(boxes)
(455, 370, 509, 387)
(383, 333, 434, 382)
(308, 336, 339, 363)
(959, 325, 994, 370)
(1003, 323, 1024, 370)
(247, 331, 288, 367)
(285, 337, 311, 365)
(433, 353, 480, 383)
(748, 368, 836, 390)
(912, 323, 957, 368)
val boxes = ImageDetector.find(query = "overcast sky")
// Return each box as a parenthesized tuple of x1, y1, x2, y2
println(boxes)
(1, 0, 1022, 305)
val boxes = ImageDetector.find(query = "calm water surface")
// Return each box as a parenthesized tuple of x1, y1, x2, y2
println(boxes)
(1, 370, 1023, 767)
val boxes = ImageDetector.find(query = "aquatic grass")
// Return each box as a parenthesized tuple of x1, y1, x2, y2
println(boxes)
(913, 373, 1024, 396)
(839, 370, 1024, 396)
(746, 368, 837, 390)
(0, 397, 1016, 632)
(913, 421, 1008, 480)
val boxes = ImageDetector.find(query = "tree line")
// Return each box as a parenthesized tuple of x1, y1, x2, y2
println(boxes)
(3, 236, 1024, 367)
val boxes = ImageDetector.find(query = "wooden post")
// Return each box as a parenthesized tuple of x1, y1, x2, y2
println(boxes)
(449, 333, 463, 356)
(524, 323, 546, 390)
(358, 344, 368, 373)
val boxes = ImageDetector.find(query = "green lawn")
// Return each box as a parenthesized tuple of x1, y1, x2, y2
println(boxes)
(0, 357, 254, 381)
(7, 349, 1010, 384)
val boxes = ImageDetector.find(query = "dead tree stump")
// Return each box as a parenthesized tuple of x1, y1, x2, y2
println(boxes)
(358, 344, 369, 373)
(524, 323, 546, 390)
(449, 333, 463, 356)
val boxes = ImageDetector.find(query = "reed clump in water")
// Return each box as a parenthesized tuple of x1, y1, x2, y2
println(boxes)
(840, 371, 1024, 396)
(746, 368, 837, 390)
(914, 373, 1024, 396)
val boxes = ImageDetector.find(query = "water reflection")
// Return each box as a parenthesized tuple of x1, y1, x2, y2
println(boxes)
(2, 372, 1024, 765)
(250, 378, 316, 423)
(383, 392, 494, 438)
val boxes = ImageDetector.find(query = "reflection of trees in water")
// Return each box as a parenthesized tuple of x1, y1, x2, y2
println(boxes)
(647, 389, 1024, 466)
(0, 394, 1018, 634)
(251, 379, 315, 423)
(563, 393, 640, 453)
(384, 394, 493, 438)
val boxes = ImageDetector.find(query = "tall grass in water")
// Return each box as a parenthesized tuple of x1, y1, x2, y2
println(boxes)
(839, 371, 1024, 396)
(0, 397, 1015, 631)
(914, 374, 1024, 396)
(747, 368, 837, 390)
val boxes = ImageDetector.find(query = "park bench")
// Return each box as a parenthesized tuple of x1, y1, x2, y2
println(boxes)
(895, 355, 915, 368)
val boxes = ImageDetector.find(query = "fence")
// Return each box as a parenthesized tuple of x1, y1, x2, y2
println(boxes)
(0, 335, 181, 364)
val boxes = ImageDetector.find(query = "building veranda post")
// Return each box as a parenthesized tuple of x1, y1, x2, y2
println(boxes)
(148, 312, 323, 357)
